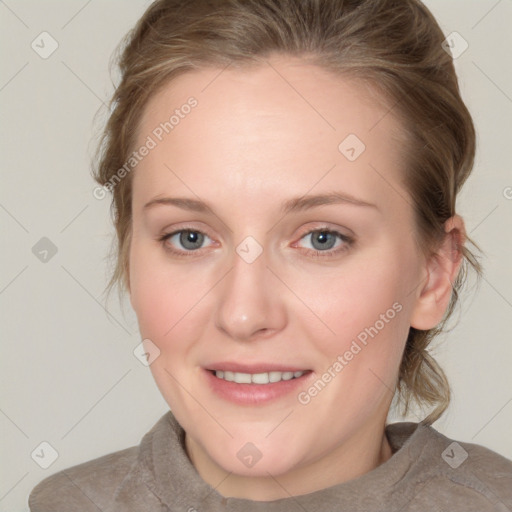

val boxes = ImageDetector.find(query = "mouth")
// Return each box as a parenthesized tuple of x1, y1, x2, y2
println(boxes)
(202, 363, 314, 405)
(207, 369, 311, 384)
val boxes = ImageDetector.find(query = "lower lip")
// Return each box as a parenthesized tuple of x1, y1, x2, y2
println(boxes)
(203, 368, 313, 405)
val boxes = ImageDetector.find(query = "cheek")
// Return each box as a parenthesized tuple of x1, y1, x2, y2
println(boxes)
(132, 279, 198, 344)
(130, 241, 191, 340)
(309, 258, 409, 344)
(129, 239, 219, 364)
(297, 250, 414, 399)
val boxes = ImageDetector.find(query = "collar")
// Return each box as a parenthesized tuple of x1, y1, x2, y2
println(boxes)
(134, 410, 432, 511)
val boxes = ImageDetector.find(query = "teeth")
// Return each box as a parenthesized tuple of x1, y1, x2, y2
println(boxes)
(269, 371, 281, 383)
(252, 372, 270, 384)
(213, 370, 307, 384)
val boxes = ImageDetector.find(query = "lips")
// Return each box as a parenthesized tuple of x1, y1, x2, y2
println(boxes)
(204, 361, 312, 391)
(202, 364, 314, 405)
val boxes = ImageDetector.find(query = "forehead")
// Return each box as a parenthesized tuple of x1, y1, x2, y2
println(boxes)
(132, 57, 408, 214)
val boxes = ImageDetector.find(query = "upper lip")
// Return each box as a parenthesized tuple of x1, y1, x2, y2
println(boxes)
(204, 362, 311, 373)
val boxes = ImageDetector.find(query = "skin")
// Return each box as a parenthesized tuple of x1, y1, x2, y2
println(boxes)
(128, 56, 465, 500)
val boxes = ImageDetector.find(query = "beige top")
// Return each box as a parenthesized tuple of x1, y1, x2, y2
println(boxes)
(29, 410, 512, 511)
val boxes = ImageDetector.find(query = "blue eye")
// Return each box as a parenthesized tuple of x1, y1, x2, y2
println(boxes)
(159, 229, 212, 256)
(303, 230, 338, 250)
(297, 229, 353, 257)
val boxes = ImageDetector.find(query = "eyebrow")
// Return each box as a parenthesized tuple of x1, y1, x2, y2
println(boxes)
(143, 192, 378, 215)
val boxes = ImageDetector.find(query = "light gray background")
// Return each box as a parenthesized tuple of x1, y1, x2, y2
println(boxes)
(1, 1, 511, 510)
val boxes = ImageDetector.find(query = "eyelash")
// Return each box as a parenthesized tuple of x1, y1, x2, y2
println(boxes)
(158, 226, 354, 259)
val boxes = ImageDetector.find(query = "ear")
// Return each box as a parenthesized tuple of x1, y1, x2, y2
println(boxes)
(410, 215, 466, 330)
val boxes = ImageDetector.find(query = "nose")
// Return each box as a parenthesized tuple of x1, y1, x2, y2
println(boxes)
(214, 246, 287, 341)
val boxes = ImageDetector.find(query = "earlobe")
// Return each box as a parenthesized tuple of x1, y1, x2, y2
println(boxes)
(410, 215, 466, 331)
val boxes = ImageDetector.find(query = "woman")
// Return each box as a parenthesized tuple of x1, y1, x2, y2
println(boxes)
(29, 0, 512, 510)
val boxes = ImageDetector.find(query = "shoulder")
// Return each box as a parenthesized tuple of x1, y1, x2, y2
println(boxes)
(388, 422, 512, 511)
(28, 411, 177, 512)
(28, 445, 139, 512)
(446, 436, 512, 505)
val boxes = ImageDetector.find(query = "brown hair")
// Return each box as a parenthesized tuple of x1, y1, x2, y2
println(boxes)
(92, 0, 482, 424)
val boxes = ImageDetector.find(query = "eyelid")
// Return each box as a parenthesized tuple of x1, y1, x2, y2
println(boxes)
(295, 222, 353, 240)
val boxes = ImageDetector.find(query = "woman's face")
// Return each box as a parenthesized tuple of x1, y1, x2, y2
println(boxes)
(129, 57, 432, 493)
